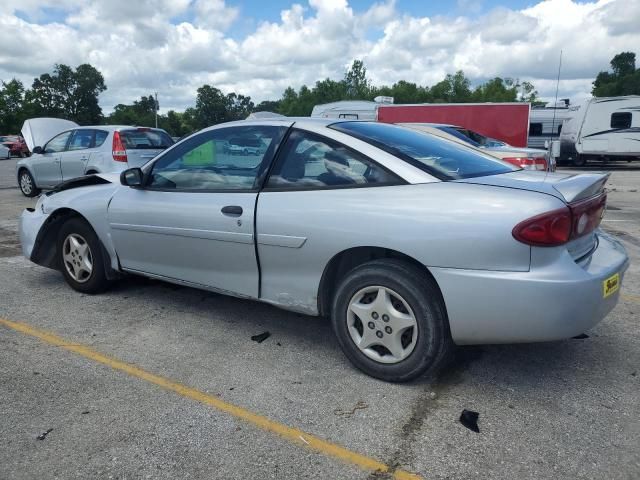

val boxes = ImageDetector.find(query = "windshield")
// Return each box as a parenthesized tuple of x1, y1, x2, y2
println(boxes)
(120, 129, 174, 150)
(330, 122, 518, 180)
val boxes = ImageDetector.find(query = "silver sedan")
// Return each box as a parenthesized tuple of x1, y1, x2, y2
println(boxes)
(19, 119, 629, 381)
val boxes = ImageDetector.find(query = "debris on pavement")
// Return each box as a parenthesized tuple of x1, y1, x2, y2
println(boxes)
(334, 400, 368, 417)
(36, 428, 53, 440)
(459, 409, 480, 433)
(572, 333, 590, 339)
(429, 391, 437, 400)
(81, 411, 90, 415)
(251, 331, 271, 343)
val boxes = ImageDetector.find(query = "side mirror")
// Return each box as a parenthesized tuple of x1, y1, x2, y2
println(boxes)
(32, 146, 43, 154)
(544, 140, 550, 149)
(120, 167, 144, 187)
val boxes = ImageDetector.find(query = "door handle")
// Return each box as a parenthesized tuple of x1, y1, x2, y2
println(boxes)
(221, 205, 243, 216)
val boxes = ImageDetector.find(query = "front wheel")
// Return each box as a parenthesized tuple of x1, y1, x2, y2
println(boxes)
(331, 259, 453, 382)
(18, 169, 40, 197)
(57, 218, 111, 294)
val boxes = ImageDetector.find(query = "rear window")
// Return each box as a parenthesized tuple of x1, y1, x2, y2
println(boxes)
(120, 129, 173, 150)
(330, 122, 518, 180)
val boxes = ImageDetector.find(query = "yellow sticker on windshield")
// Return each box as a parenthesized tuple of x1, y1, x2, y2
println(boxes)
(603, 273, 620, 298)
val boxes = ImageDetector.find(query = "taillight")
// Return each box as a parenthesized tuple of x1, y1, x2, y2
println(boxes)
(502, 156, 547, 171)
(112, 131, 127, 162)
(512, 207, 572, 246)
(513, 193, 607, 247)
(570, 193, 607, 238)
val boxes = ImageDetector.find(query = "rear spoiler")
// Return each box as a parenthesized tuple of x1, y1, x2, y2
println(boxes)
(552, 173, 610, 203)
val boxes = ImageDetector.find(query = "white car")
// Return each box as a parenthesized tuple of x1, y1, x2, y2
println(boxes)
(17, 118, 174, 197)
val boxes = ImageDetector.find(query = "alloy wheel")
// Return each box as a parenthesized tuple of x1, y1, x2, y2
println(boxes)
(20, 172, 33, 195)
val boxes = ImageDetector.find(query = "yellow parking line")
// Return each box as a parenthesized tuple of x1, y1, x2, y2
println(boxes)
(622, 293, 640, 304)
(0, 318, 421, 480)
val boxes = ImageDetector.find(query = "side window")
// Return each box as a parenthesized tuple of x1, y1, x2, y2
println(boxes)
(68, 129, 94, 151)
(44, 131, 72, 153)
(611, 112, 631, 129)
(266, 130, 402, 189)
(529, 123, 543, 136)
(148, 125, 286, 191)
(95, 130, 108, 147)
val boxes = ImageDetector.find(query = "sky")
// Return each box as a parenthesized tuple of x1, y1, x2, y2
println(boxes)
(1, 0, 639, 113)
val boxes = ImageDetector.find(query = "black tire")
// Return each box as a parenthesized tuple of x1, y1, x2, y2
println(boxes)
(572, 154, 586, 167)
(57, 217, 111, 294)
(18, 169, 40, 197)
(331, 259, 453, 382)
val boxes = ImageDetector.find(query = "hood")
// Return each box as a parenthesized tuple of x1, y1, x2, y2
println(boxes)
(46, 172, 119, 196)
(21, 117, 78, 151)
(457, 170, 609, 203)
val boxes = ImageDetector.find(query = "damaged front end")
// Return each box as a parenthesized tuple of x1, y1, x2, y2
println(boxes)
(45, 174, 114, 196)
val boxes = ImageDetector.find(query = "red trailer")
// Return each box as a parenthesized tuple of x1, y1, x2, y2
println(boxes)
(377, 103, 531, 148)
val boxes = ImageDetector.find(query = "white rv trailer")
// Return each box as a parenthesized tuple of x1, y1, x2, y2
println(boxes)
(310, 97, 393, 120)
(527, 99, 572, 149)
(558, 95, 640, 166)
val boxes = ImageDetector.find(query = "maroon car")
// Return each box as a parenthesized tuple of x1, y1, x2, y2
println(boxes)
(0, 135, 29, 157)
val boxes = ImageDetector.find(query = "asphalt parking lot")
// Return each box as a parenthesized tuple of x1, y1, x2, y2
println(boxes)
(1, 158, 639, 479)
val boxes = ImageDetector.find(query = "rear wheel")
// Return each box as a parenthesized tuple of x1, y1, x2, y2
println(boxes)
(57, 218, 111, 294)
(572, 154, 586, 167)
(331, 259, 453, 382)
(18, 169, 40, 197)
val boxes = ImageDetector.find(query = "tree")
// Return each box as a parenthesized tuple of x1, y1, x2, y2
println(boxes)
(0, 79, 26, 133)
(25, 63, 106, 124)
(429, 71, 472, 102)
(472, 77, 518, 102)
(518, 81, 539, 103)
(225, 92, 254, 121)
(592, 51, 640, 96)
(254, 100, 281, 112)
(106, 95, 157, 127)
(344, 60, 373, 99)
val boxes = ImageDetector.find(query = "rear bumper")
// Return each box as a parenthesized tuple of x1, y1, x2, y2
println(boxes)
(431, 230, 629, 345)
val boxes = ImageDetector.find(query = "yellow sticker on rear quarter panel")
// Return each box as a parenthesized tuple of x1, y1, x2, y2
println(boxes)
(603, 273, 620, 298)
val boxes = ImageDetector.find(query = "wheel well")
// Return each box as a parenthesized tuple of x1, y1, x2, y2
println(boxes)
(317, 247, 442, 317)
(86, 170, 98, 175)
(31, 208, 83, 269)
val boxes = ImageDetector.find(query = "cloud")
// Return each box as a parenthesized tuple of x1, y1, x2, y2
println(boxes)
(0, 0, 638, 112)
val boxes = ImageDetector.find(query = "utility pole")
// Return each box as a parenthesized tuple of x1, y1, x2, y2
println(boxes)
(154, 92, 158, 128)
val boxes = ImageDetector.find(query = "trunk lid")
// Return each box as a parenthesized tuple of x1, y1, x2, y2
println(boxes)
(21, 118, 79, 151)
(456, 170, 609, 203)
(458, 170, 609, 262)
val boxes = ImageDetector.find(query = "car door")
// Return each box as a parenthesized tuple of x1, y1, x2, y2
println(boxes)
(107, 124, 288, 298)
(30, 130, 72, 187)
(256, 128, 405, 310)
(62, 129, 95, 180)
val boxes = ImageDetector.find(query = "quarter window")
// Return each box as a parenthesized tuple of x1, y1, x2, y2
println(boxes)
(68, 129, 94, 151)
(611, 112, 631, 129)
(148, 126, 286, 191)
(266, 130, 402, 189)
(44, 131, 72, 153)
(95, 130, 108, 147)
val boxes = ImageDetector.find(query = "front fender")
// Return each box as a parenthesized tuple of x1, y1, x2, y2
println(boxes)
(35, 183, 121, 272)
